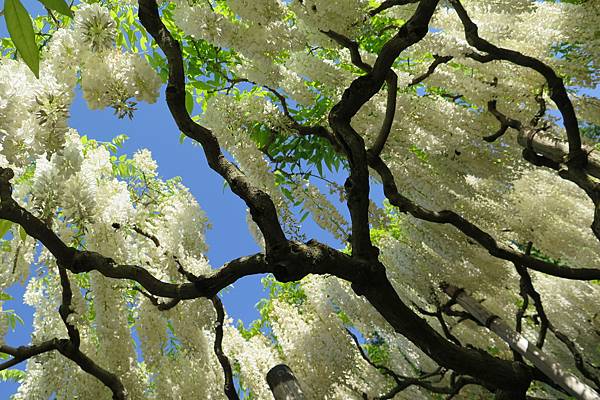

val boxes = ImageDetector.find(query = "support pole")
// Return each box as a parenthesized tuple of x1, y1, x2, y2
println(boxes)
(266, 364, 305, 400)
(441, 283, 600, 400)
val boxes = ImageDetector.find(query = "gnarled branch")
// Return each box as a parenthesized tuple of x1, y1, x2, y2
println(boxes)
(137, 0, 288, 255)
(450, 0, 586, 166)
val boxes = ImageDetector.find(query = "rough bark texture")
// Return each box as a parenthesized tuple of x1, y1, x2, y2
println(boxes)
(266, 365, 306, 400)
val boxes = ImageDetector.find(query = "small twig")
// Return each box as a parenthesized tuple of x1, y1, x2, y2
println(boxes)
(44, 7, 60, 26)
(57, 266, 80, 347)
(530, 87, 547, 127)
(513, 242, 533, 361)
(409, 55, 453, 86)
(345, 328, 469, 399)
(322, 30, 372, 72)
(132, 225, 160, 248)
(484, 100, 522, 142)
(211, 296, 239, 400)
(369, 0, 420, 16)
(346, 327, 404, 384)
(132, 286, 180, 311)
(173, 256, 199, 282)
(551, 326, 600, 390)
(414, 303, 462, 346)
(370, 71, 398, 156)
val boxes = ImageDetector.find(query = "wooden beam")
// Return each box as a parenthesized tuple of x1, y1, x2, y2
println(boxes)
(442, 283, 600, 400)
(517, 129, 600, 179)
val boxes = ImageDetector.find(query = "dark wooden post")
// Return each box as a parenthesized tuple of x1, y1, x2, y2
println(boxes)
(266, 364, 305, 399)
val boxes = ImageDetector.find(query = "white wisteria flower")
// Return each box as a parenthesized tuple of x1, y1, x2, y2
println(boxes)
(74, 3, 117, 52)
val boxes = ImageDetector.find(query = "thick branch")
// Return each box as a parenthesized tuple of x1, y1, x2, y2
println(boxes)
(323, 9, 567, 283)
(0, 168, 540, 392)
(0, 168, 548, 393)
(328, 0, 439, 259)
(316, 22, 598, 281)
(0, 166, 275, 299)
(137, 0, 287, 255)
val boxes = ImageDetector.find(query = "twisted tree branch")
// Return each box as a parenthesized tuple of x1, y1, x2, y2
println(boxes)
(137, 0, 288, 255)
(450, 0, 586, 167)
(328, 0, 440, 259)
(211, 296, 239, 400)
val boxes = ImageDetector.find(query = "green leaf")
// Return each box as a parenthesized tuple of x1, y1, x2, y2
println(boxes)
(280, 187, 293, 202)
(0, 369, 26, 382)
(0, 220, 13, 239)
(191, 81, 211, 90)
(0, 292, 13, 301)
(5, 0, 39, 78)
(37, 0, 73, 17)
(299, 211, 310, 223)
(4, 310, 24, 330)
(185, 90, 194, 114)
(315, 160, 323, 177)
(19, 226, 27, 241)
